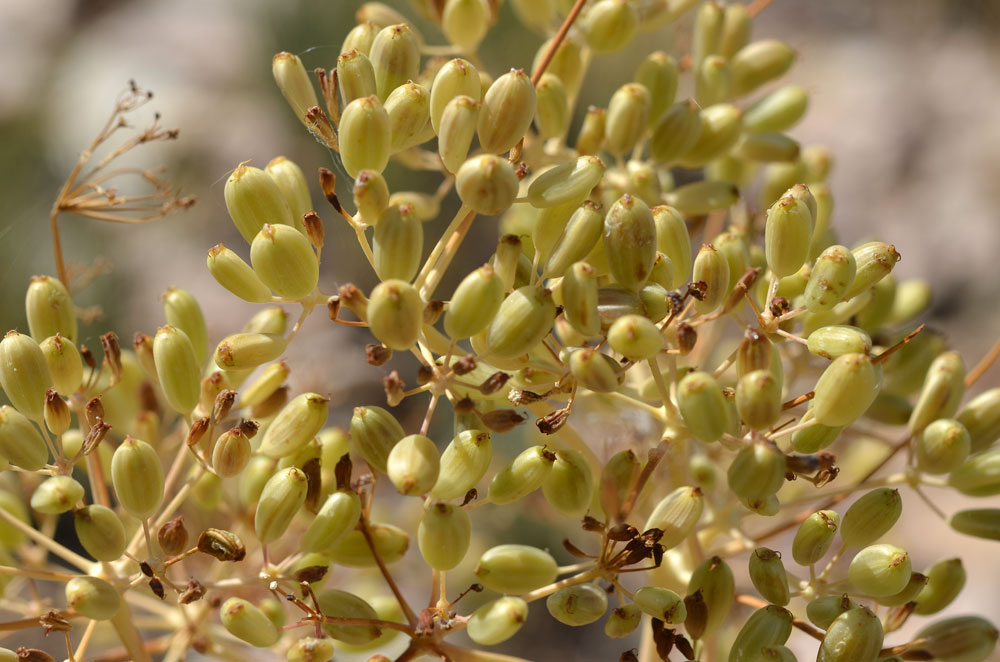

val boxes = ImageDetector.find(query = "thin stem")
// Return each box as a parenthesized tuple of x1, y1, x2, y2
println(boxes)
(521, 567, 600, 602)
(966, 334, 1000, 387)
(0, 507, 92, 571)
(737, 594, 824, 640)
(420, 208, 477, 300)
(358, 517, 418, 626)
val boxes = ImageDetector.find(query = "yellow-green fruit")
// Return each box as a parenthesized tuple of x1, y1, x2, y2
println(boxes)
(488, 445, 555, 504)
(812, 353, 881, 426)
(485, 286, 556, 360)
(569, 347, 622, 393)
(30, 476, 84, 514)
(474, 544, 558, 594)
(541, 449, 594, 516)
(603, 195, 657, 291)
(748, 548, 790, 606)
(528, 157, 605, 210)
(730, 39, 796, 97)
(791, 510, 839, 566)
(805, 245, 857, 312)
(215, 332, 287, 370)
(273, 50, 320, 125)
(456, 154, 519, 215)
(250, 223, 319, 300)
(957, 388, 1000, 453)
(445, 265, 504, 340)
(339, 96, 391, 178)
(878, 571, 929, 607)
(326, 523, 409, 567)
(644, 486, 704, 550)
(744, 85, 809, 132)
(0, 405, 49, 470)
(634, 587, 686, 624)
(729, 605, 793, 662)
(384, 81, 431, 153)
(692, 243, 730, 314)
(430, 58, 480, 133)
(949, 508, 1000, 541)
(354, 169, 390, 226)
(635, 51, 678, 126)
(438, 95, 480, 174)
(583, 0, 638, 53)
(807, 325, 871, 360)
(151, 325, 200, 415)
(254, 467, 308, 544)
(534, 72, 569, 138)
(0, 330, 52, 421)
(350, 405, 405, 473)
(843, 242, 900, 300)
(948, 448, 1000, 497)
(695, 55, 731, 107)
(848, 544, 911, 597)
(266, 156, 311, 226)
(575, 105, 606, 156)
(605, 604, 642, 639)
(207, 244, 273, 303)
(286, 637, 334, 662)
(765, 192, 813, 278)
(477, 69, 536, 155)
(224, 164, 295, 243)
(431, 429, 492, 500)
(386, 434, 440, 496)
(677, 371, 730, 443)
(467, 597, 528, 645)
(258, 393, 330, 458)
(373, 204, 424, 283)
(840, 487, 902, 547)
(367, 280, 424, 351)
(26, 275, 77, 343)
(65, 576, 121, 621)
(369, 23, 420, 101)
(807, 595, 858, 630)
(735, 369, 782, 431)
(679, 103, 742, 167)
(301, 490, 361, 554)
(651, 205, 691, 282)
(75, 504, 127, 562)
(417, 501, 471, 570)
(39, 334, 83, 396)
(316, 589, 382, 644)
(908, 351, 965, 434)
(817, 606, 883, 662)
(728, 440, 786, 501)
(687, 556, 734, 635)
(561, 262, 601, 337)
(665, 179, 741, 217)
(910, 616, 999, 662)
(917, 418, 971, 474)
(547, 583, 608, 626)
(650, 100, 702, 164)
(914, 558, 965, 615)
(163, 287, 208, 367)
(111, 437, 164, 520)
(221, 597, 281, 647)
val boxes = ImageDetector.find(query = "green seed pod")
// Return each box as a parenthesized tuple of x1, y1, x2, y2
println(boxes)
(531, 34, 584, 93)
(286, 637, 334, 662)
(485, 286, 556, 360)
(914, 558, 965, 615)
(887, 278, 932, 326)
(255, 466, 308, 544)
(807, 595, 857, 630)
(650, 99, 702, 164)
(456, 154, 519, 215)
(544, 203, 604, 278)
(736, 369, 782, 431)
(748, 548, 790, 606)
(917, 418, 971, 474)
(911, 616, 999, 662)
(339, 96, 391, 178)
(678, 103, 742, 168)
(859, 274, 898, 331)
(691, 0, 723, 65)
(634, 51, 678, 125)
(478, 68, 536, 155)
(438, 95, 480, 174)
(221, 597, 281, 647)
(743, 85, 809, 133)
(43, 390, 70, 436)
(728, 440, 786, 501)
(238, 455, 276, 510)
(730, 39, 795, 97)
(191, 470, 223, 510)
(111, 437, 164, 520)
(442, 0, 491, 51)
(0, 331, 51, 422)
(30, 476, 83, 514)
(74, 504, 126, 562)
(647, 253, 676, 291)
(316, 589, 383, 644)
(695, 55, 731, 108)
(417, 501, 471, 570)
(575, 105, 606, 156)
(561, 262, 601, 337)
(251, 223, 319, 300)
(266, 156, 311, 227)
(812, 353, 881, 426)
(541, 449, 594, 516)
(65, 576, 121, 621)
(238, 361, 289, 409)
(957, 388, 1000, 454)
(211, 428, 251, 477)
(207, 244, 273, 303)
(528, 157, 605, 210)
(386, 434, 440, 496)
(678, 371, 730, 443)
(39, 334, 82, 396)
(389, 191, 439, 222)
(546, 583, 608, 626)
(950, 508, 1000, 541)
(163, 288, 208, 367)
(713, 229, 750, 292)
(384, 81, 431, 153)
(369, 24, 419, 101)
(599, 448, 639, 516)
(0, 406, 47, 470)
(764, 193, 813, 278)
(805, 245, 855, 313)
(651, 205, 691, 282)
(430, 58, 480, 133)
(353, 170, 390, 227)
(607, 314, 662, 361)
(368, 280, 424, 351)
(687, 556, 734, 635)
(467, 596, 529, 645)
(840, 487, 903, 547)
(842, 241, 900, 300)
(488, 445, 556, 504)
(569, 347, 622, 393)
(25, 275, 77, 343)
(717, 2, 750, 57)
(534, 73, 569, 139)
(735, 132, 799, 162)
(807, 325, 871, 360)
(817, 606, 883, 662)
(444, 264, 504, 340)
(848, 543, 912, 597)
(342, 21, 378, 55)
(273, 51, 320, 126)
(301, 490, 362, 553)
(337, 49, 377, 107)
(878, 571, 929, 607)
(644, 486, 704, 550)
(372, 204, 423, 282)
(583, 0, 638, 53)
(605, 604, 642, 638)
(632, 587, 686, 624)
(350, 405, 405, 474)
(605, 83, 650, 157)
(327, 523, 409, 567)
(224, 164, 295, 243)
(431, 429, 492, 500)
(691, 242, 731, 314)
(258, 393, 329, 458)
(729, 605, 793, 662)
(214, 332, 287, 371)
(151, 325, 200, 415)
(475, 544, 558, 594)
(791, 510, 839, 566)
(909, 351, 965, 434)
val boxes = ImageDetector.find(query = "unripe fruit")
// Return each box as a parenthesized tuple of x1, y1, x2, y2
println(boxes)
(634, 587, 686, 624)
(817, 606, 883, 662)
(65, 576, 121, 621)
(748, 548, 790, 606)
(840, 487, 902, 547)
(26, 275, 77, 343)
(812, 353, 881, 426)
(350, 405, 405, 473)
(75, 505, 127, 562)
(430, 58, 480, 133)
(678, 371, 730, 443)
(214, 332, 287, 370)
(728, 605, 793, 662)
(445, 265, 505, 339)
(547, 583, 608, 626)
(692, 243, 730, 314)
(488, 445, 556, 504)
(369, 24, 419, 101)
(30, 476, 84, 514)
(301, 490, 362, 554)
(915, 558, 965, 615)
(251, 223, 319, 300)
(474, 544, 558, 595)
(467, 597, 528, 645)
(484, 286, 556, 360)
(418, 501, 471, 570)
(728, 440, 786, 501)
(207, 244, 273, 303)
(327, 523, 408, 567)
(316, 589, 382, 644)
(373, 204, 423, 282)
(541, 449, 594, 516)
(848, 543, 912, 597)
(605, 83, 650, 156)
(456, 154, 519, 215)
(805, 245, 856, 312)
(910, 616, 999, 662)
(644, 486, 704, 550)
(791, 510, 839, 566)
(111, 437, 164, 520)
(221, 597, 281, 647)
(438, 95, 480, 174)
(254, 467, 308, 544)
(224, 164, 295, 243)
(730, 39, 796, 97)
(477, 69, 536, 155)
(605, 604, 642, 638)
(368, 280, 424, 351)
(0, 405, 49, 470)
(687, 556, 734, 635)
(917, 418, 971, 474)
(583, 0, 638, 53)
(0, 330, 52, 422)
(339, 96, 391, 178)
(387, 434, 440, 496)
(736, 369, 782, 431)
(384, 82, 431, 153)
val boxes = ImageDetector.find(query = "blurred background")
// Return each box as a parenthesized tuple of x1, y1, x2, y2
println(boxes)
(1, 0, 999, 659)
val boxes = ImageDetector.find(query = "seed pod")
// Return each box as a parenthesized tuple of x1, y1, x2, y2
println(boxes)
(211, 428, 249, 477)
(649, 99, 702, 164)
(806, 595, 857, 630)
(315, 588, 383, 644)
(0, 406, 47, 470)
(0, 331, 51, 422)
(605, 604, 642, 639)
(644, 486, 704, 550)
(254, 467, 308, 544)
(950, 508, 1000, 541)
(728, 440, 786, 501)
(729, 605, 793, 662)
(848, 543, 912, 597)
(337, 49, 377, 106)
(678, 103, 742, 167)
(30, 476, 83, 514)
(37, 335, 82, 397)
(532, 72, 569, 139)
(576, 105, 606, 155)
(748, 548, 790, 606)
(224, 164, 295, 243)
(301, 490, 361, 554)
(41, 389, 68, 436)
(910, 616, 999, 662)
(368, 23, 419, 101)
(221, 597, 281, 647)
(65, 576, 121, 621)
(544, 583, 607, 627)
(917, 418, 971, 474)
(764, 193, 812, 279)
(691, 243, 730, 314)
(327, 523, 409, 567)
(368, 280, 424, 351)
(384, 81, 430, 153)
(214, 332, 287, 371)
(265, 156, 311, 228)
(569, 348, 621, 393)
(286, 637, 334, 662)
(730, 39, 795, 97)
(950, 445, 1000, 493)
(842, 241, 900, 300)
(273, 51, 320, 125)
(542, 204, 601, 278)
(879, 571, 929, 607)
(478, 69, 536, 155)
(441, 0, 490, 49)
(650, 206, 690, 282)
(207, 244, 273, 303)
(417, 501, 471, 570)
(816, 606, 883, 662)
(690, 0, 723, 65)
(430, 58, 480, 133)
(840, 487, 902, 547)
(475, 544, 558, 595)
(488, 445, 555, 504)
(583, 0, 638, 53)
(484, 286, 556, 360)
(561, 262, 601, 337)
(791, 510, 839, 566)
(25, 276, 77, 343)
(431, 429, 492, 499)
(812, 353, 881, 426)
(350, 405, 405, 473)
(342, 20, 378, 54)
(743, 85, 809, 133)
(443, 265, 503, 340)
(908, 351, 965, 434)
(541, 449, 594, 516)
(694, 55, 731, 107)
(250, 223, 319, 301)
(74, 504, 126, 562)
(150, 326, 200, 415)
(607, 314, 662, 361)
(914, 558, 965, 615)
(386, 434, 440, 496)
(351, 170, 389, 227)
(160, 289, 207, 368)
(605, 83, 650, 157)
(687, 556, 734, 635)
(678, 371, 730, 443)
(456, 154, 519, 215)
(438, 95, 480, 174)
(339, 96, 391, 178)
(371, 205, 423, 282)
(528, 157, 605, 211)
(736, 369, 781, 431)
(111, 437, 164, 520)
(468, 596, 529, 645)
(807, 325, 871, 361)
(237, 363, 288, 410)
(803, 245, 855, 313)
(634, 51, 678, 126)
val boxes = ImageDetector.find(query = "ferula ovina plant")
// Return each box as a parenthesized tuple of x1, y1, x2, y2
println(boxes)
(2, 1, 1000, 661)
